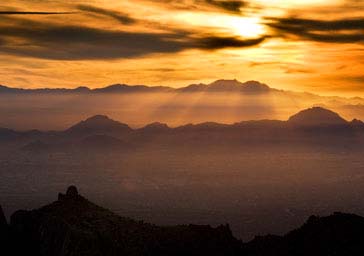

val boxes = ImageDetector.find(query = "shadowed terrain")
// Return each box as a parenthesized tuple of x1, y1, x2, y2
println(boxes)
(2, 106, 364, 241)
(2, 186, 364, 256)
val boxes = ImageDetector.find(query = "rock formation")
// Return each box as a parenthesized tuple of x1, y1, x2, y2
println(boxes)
(10, 186, 242, 256)
(4, 187, 364, 255)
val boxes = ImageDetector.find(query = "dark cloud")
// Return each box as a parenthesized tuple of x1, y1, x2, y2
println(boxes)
(0, 11, 75, 15)
(77, 5, 135, 25)
(143, 0, 246, 13)
(347, 75, 364, 83)
(204, 0, 246, 13)
(284, 67, 315, 74)
(0, 16, 267, 60)
(197, 36, 266, 49)
(268, 17, 364, 43)
(0, 23, 186, 60)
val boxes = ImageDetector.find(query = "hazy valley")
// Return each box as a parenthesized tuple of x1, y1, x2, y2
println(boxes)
(2, 103, 364, 240)
(1, 80, 364, 130)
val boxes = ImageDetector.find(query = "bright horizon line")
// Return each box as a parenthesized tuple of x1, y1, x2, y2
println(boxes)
(0, 79, 362, 100)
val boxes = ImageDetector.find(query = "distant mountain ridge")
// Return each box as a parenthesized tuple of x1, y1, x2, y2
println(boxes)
(0, 79, 278, 94)
(44, 107, 364, 131)
(2, 106, 364, 153)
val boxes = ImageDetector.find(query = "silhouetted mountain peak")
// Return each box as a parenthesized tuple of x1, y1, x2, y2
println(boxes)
(142, 122, 170, 131)
(287, 212, 364, 243)
(97, 84, 130, 92)
(0, 84, 18, 93)
(207, 79, 271, 93)
(73, 86, 91, 92)
(179, 79, 271, 93)
(288, 107, 348, 126)
(350, 118, 364, 126)
(194, 122, 229, 129)
(209, 79, 242, 87)
(241, 80, 271, 92)
(85, 114, 112, 123)
(67, 115, 131, 135)
(94, 83, 172, 93)
(9, 186, 241, 256)
(58, 185, 79, 201)
(66, 185, 78, 197)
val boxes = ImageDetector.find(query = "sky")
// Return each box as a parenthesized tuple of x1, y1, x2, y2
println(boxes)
(0, 0, 363, 96)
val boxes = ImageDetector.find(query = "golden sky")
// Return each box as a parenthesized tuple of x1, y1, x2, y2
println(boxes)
(0, 0, 363, 96)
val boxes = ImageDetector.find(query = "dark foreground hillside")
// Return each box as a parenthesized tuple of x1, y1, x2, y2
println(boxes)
(2, 186, 364, 256)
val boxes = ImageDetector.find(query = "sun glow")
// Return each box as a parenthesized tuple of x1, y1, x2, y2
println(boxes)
(226, 16, 265, 38)
(176, 12, 265, 38)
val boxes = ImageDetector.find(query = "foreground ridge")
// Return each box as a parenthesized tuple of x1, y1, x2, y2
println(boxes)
(2, 186, 364, 255)
(4, 186, 241, 256)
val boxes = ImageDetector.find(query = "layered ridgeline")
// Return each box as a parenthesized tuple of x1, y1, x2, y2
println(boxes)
(1, 79, 364, 130)
(0, 107, 364, 152)
(0, 80, 275, 94)
(2, 186, 364, 256)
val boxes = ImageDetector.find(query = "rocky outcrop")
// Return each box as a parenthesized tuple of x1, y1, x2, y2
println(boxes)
(6, 187, 364, 256)
(9, 186, 242, 256)
(245, 212, 364, 256)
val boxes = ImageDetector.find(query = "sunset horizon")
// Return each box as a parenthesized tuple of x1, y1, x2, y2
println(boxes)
(1, 0, 363, 96)
(1, 1, 364, 255)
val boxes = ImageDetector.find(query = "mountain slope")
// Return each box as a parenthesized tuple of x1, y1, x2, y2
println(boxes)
(178, 79, 272, 93)
(0, 79, 279, 95)
(246, 212, 364, 256)
(9, 186, 241, 256)
(5, 187, 364, 255)
(1, 107, 363, 153)
(66, 115, 132, 136)
(287, 107, 348, 126)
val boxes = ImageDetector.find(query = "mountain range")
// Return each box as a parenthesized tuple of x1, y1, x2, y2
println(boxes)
(2, 79, 364, 131)
(0, 80, 277, 94)
(0, 106, 364, 153)
(2, 186, 364, 256)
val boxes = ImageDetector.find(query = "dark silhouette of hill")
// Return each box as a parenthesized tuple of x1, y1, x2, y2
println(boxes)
(66, 115, 132, 136)
(350, 118, 364, 129)
(93, 84, 172, 93)
(288, 107, 348, 126)
(245, 212, 364, 256)
(177, 79, 272, 93)
(0, 107, 363, 152)
(139, 122, 171, 132)
(175, 121, 230, 131)
(3, 187, 364, 255)
(0, 84, 91, 94)
(7, 186, 241, 256)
